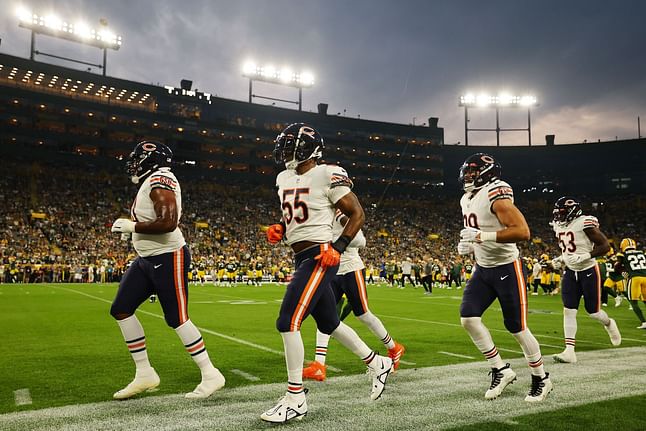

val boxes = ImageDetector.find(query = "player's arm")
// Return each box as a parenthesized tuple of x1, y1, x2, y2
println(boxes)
(489, 198, 531, 243)
(333, 191, 365, 252)
(135, 188, 179, 234)
(583, 227, 610, 258)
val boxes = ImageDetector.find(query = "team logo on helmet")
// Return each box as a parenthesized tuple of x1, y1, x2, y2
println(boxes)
(458, 153, 501, 193)
(126, 140, 173, 184)
(553, 196, 582, 225)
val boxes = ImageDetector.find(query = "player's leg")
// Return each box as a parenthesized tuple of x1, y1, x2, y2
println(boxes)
(496, 260, 551, 402)
(343, 269, 405, 369)
(153, 247, 225, 399)
(581, 264, 621, 345)
(625, 278, 646, 328)
(264, 246, 339, 422)
(554, 269, 581, 363)
(303, 278, 344, 382)
(110, 258, 159, 399)
(460, 266, 515, 399)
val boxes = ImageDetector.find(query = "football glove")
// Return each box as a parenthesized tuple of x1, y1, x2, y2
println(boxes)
(457, 241, 474, 255)
(460, 227, 480, 242)
(563, 252, 592, 266)
(551, 255, 564, 266)
(267, 223, 285, 244)
(111, 218, 136, 233)
(315, 244, 340, 268)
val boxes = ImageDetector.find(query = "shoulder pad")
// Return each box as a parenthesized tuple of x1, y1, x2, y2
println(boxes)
(326, 164, 353, 189)
(582, 216, 599, 229)
(486, 180, 513, 203)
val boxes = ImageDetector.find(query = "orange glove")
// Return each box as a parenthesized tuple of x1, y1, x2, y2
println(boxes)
(267, 223, 285, 244)
(315, 244, 341, 268)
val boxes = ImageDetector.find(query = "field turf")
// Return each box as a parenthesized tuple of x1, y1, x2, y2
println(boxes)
(1, 282, 645, 430)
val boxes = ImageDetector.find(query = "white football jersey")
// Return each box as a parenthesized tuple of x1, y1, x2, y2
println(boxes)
(332, 210, 366, 275)
(130, 167, 186, 257)
(276, 164, 352, 245)
(552, 215, 599, 271)
(460, 179, 519, 268)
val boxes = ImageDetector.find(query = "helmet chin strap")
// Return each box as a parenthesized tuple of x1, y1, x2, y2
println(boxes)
(130, 167, 154, 184)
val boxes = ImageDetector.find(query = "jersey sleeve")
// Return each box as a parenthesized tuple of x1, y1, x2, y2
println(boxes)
(486, 181, 514, 204)
(148, 173, 178, 191)
(326, 165, 353, 203)
(582, 216, 599, 230)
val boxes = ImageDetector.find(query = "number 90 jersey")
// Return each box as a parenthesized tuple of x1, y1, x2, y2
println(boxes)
(276, 164, 353, 246)
(460, 179, 519, 268)
(552, 215, 598, 271)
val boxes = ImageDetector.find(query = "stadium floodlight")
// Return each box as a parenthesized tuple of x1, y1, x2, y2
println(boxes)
(459, 91, 539, 146)
(242, 59, 315, 111)
(17, 5, 123, 76)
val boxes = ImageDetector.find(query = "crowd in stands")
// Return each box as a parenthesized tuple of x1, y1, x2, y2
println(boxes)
(1, 160, 645, 284)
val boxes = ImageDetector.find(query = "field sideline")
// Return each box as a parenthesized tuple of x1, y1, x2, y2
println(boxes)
(2, 282, 646, 429)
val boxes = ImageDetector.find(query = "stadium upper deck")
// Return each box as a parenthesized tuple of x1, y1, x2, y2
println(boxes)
(1, 52, 644, 197)
(0, 53, 444, 195)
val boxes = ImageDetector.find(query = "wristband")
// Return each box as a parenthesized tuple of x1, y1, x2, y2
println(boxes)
(332, 235, 352, 253)
(479, 231, 497, 242)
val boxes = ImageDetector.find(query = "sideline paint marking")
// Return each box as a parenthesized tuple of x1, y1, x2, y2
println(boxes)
(399, 360, 417, 365)
(230, 369, 260, 382)
(14, 388, 32, 406)
(497, 347, 523, 354)
(437, 351, 475, 360)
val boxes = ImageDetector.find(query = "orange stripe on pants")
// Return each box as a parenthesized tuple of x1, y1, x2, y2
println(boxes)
(594, 263, 601, 313)
(355, 270, 369, 313)
(290, 262, 325, 331)
(513, 259, 527, 331)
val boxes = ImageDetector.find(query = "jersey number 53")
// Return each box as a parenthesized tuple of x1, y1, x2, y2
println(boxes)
(282, 188, 310, 224)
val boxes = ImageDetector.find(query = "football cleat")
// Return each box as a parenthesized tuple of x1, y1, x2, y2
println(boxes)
(387, 342, 406, 371)
(553, 349, 577, 364)
(484, 363, 516, 400)
(525, 373, 553, 402)
(614, 295, 623, 307)
(260, 390, 307, 423)
(302, 361, 327, 381)
(185, 368, 226, 399)
(604, 318, 621, 346)
(531, 292, 539, 296)
(113, 367, 160, 400)
(367, 355, 393, 400)
(637, 322, 646, 329)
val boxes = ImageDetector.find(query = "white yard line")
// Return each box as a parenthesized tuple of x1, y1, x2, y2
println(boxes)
(3, 347, 645, 431)
(437, 351, 476, 360)
(398, 360, 416, 365)
(497, 347, 523, 354)
(13, 389, 32, 406)
(230, 369, 260, 382)
(54, 286, 285, 356)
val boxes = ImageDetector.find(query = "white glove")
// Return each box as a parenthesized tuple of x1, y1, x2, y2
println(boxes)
(551, 255, 564, 266)
(460, 227, 480, 242)
(457, 241, 474, 255)
(563, 252, 591, 267)
(111, 218, 136, 233)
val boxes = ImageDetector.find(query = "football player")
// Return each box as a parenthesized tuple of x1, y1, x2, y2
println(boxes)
(604, 249, 626, 307)
(109, 141, 225, 400)
(550, 197, 621, 364)
(457, 153, 552, 402)
(302, 210, 406, 381)
(615, 238, 646, 328)
(261, 124, 393, 423)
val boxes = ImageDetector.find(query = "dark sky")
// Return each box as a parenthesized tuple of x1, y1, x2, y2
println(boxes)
(2, 0, 645, 146)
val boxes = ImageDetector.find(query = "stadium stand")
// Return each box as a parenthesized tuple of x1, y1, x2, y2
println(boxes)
(1, 52, 645, 284)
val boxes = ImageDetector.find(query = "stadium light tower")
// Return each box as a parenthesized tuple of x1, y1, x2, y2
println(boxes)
(16, 6, 122, 76)
(242, 60, 314, 111)
(459, 92, 538, 146)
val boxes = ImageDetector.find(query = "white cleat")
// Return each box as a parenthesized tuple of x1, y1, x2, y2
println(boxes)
(185, 368, 226, 399)
(260, 391, 307, 423)
(484, 363, 517, 400)
(605, 318, 621, 346)
(113, 367, 160, 400)
(553, 349, 577, 364)
(525, 373, 553, 402)
(614, 295, 623, 307)
(368, 355, 394, 400)
(637, 322, 646, 329)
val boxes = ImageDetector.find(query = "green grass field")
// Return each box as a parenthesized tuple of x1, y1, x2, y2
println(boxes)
(1, 282, 645, 430)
